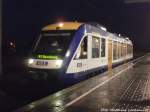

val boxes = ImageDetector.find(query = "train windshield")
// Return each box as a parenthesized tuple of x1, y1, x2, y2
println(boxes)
(33, 30, 75, 59)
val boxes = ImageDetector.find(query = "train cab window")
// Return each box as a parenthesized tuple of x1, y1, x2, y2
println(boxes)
(92, 37, 100, 58)
(74, 37, 87, 59)
(33, 30, 75, 58)
(101, 38, 106, 57)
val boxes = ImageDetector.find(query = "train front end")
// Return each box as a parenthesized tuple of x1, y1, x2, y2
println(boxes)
(27, 22, 82, 80)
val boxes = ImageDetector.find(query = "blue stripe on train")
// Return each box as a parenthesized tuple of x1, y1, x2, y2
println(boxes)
(61, 59, 130, 85)
(62, 65, 108, 85)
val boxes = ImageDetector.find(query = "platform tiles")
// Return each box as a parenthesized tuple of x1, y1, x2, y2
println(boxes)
(15, 54, 150, 112)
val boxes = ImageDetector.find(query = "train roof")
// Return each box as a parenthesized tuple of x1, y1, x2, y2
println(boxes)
(42, 21, 132, 44)
(84, 23, 132, 44)
(42, 22, 83, 31)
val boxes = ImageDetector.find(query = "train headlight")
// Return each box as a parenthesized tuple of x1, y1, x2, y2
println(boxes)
(58, 22, 64, 27)
(56, 60, 63, 68)
(28, 59, 34, 64)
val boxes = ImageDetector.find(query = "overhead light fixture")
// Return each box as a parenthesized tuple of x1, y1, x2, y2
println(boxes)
(100, 27, 107, 31)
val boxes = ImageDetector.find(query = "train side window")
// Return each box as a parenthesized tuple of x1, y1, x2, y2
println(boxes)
(131, 45, 133, 54)
(118, 42, 121, 58)
(113, 41, 117, 60)
(74, 37, 87, 60)
(123, 43, 126, 56)
(92, 36, 100, 58)
(128, 44, 131, 54)
(128, 44, 133, 54)
(127, 44, 129, 55)
(121, 43, 124, 57)
(101, 38, 106, 57)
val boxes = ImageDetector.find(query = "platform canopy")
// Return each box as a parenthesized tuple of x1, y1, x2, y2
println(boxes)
(125, 0, 150, 3)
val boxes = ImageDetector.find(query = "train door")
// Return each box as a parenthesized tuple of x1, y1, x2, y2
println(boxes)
(108, 39, 112, 71)
(87, 35, 101, 70)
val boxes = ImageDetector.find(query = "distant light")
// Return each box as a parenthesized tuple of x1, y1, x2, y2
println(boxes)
(10, 42, 13, 46)
(119, 34, 121, 37)
(58, 22, 64, 27)
(28, 59, 34, 64)
(101, 27, 107, 31)
(10, 42, 16, 48)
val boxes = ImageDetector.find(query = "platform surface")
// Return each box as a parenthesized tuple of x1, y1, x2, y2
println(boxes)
(15, 54, 150, 112)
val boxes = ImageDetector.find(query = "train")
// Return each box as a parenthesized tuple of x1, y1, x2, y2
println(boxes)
(27, 22, 133, 84)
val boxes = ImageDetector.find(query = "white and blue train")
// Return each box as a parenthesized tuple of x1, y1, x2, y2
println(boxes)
(27, 22, 133, 84)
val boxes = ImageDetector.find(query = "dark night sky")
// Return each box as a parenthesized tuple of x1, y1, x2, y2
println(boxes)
(3, 0, 150, 52)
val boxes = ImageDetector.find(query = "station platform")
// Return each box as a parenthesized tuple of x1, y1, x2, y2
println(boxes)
(15, 54, 150, 112)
